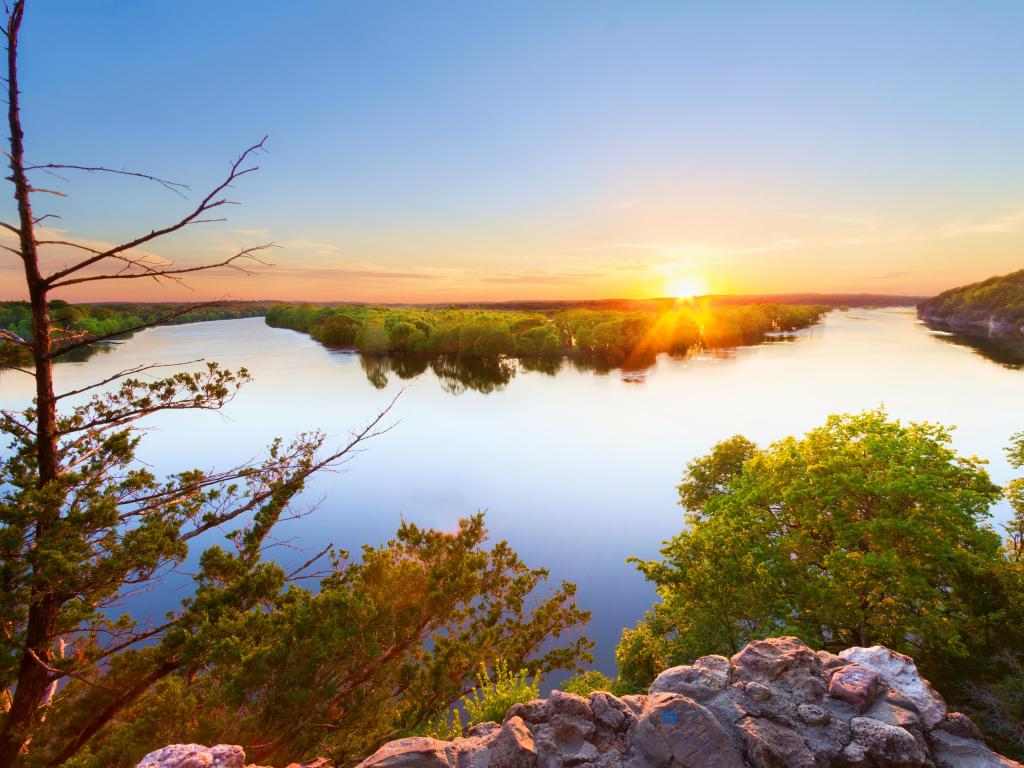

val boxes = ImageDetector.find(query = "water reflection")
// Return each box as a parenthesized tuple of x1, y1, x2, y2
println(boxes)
(925, 327, 1024, 370)
(352, 335, 806, 393)
(1, 339, 122, 378)
(357, 353, 661, 392)
(1, 310, 1021, 679)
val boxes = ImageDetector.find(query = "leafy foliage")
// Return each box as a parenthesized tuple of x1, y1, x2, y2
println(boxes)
(619, 410, 1024, 695)
(0, 300, 273, 366)
(419, 659, 544, 741)
(29, 516, 589, 768)
(560, 670, 617, 697)
(918, 269, 1024, 329)
(951, 434, 1024, 758)
(265, 302, 829, 370)
(461, 659, 541, 730)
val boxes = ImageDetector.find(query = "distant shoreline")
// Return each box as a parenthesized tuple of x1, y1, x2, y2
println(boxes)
(0, 293, 926, 311)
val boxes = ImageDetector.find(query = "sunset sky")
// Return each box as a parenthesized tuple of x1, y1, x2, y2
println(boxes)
(2, 1, 1022, 303)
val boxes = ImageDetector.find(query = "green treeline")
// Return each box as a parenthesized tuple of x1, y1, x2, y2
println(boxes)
(265, 302, 829, 367)
(919, 269, 1024, 329)
(0, 301, 272, 365)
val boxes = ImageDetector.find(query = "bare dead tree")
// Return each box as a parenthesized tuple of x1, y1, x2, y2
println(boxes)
(0, 3, 393, 765)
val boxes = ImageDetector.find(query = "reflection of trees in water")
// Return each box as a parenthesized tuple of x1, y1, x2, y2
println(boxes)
(928, 329, 1024, 369)
(430, 356, 516, 395)
(359, 354, 516, 394)
(2, 340, 119, 377)
(518, 356, 563, 376)
(359, 355, 430, 388)
(59, 341, 121, 363)
(361, 343, 788, 393)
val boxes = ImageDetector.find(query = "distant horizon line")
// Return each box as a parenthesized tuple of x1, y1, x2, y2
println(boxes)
(0, 291, 933, 307)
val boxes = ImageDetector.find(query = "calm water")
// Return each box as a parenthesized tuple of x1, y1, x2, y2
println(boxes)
(1, 308, 1020, 678)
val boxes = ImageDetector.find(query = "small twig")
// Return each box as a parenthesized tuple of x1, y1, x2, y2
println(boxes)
(23, 163, 191, 198)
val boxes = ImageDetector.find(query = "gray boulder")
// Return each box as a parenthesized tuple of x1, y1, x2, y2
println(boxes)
(137, 744, 247, 768)
(138, 638, 1024, 768)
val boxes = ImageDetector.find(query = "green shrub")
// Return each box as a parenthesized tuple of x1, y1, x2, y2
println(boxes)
(463, 660, 540, 728)
(561, 670, 617, 697)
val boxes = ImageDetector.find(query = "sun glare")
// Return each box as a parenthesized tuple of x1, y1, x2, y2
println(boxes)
(666, 275, 708, 299)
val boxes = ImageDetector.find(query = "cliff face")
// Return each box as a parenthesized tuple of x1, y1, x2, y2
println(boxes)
(917, 305, 1022, 338)
(137, 637, 1022, 768)
(917, 269, 1024, 338)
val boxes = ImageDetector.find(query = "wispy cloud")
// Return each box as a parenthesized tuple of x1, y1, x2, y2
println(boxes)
(567, 237, 806, 264)
(278, 239, 342, 257)
(934, 207, 1024, 239)
(868, 270, 913, 280)
(270, 263, 446, 281)
(480, 270, 606, 285)
(777, 211, 880, 231)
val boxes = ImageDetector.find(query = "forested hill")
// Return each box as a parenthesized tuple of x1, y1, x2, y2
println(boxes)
(0, 300, 275, 365)
(918, 269, 1024, 337)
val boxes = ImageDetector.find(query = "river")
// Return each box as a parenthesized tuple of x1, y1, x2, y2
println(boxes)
(1, 307, 1019, 679)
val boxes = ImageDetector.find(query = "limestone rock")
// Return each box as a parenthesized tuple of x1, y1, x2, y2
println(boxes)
(797, 703, 830, 725)
(840, 645, 947, 728)
(647, 655, 729, 702)
(730, 636, 821, 684)
(850, 716, 928, 767)
(137, 744, 246, 768)
(589, 691, 632, 732)
(935, 712, 985, 743)
(626, 693, 743, 768)
(737, 716, 817, 768)
(359, 738, 453, 768)
(828, 663, 880, 713)
(489, 716, 537, 768)
(142, 639, 1023, 768)
(929, 729, 1024, 768)
(743, 681, 771, 702)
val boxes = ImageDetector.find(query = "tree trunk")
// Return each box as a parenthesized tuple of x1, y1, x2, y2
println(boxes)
(0, 4, 64, 765)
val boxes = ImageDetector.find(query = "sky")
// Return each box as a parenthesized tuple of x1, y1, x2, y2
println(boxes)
(2, 0, 1023, 303)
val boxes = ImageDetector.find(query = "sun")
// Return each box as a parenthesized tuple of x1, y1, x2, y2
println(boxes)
(665, 275, 708, 299)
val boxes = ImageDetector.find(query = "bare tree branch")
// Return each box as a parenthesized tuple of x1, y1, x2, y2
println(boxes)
(43, 136, 268, 286)
(285, 543, 334, 581)
(23, 163, 190, 197)
(0, 327, 29, 346)
(26, 185, 64, 196)
(49, 243, 274, 289)
(0, 363, 33, 376)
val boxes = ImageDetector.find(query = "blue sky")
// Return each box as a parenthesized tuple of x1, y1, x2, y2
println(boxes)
(4, 1, 1023, 301)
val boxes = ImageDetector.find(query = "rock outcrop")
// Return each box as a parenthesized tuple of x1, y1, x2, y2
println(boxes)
(917, 306, 1023, 339)
(136, 638, 1022, 768)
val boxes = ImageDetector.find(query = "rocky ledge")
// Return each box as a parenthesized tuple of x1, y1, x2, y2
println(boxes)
(137, 637, 1022, 768)
(917, 307, 1022, 338)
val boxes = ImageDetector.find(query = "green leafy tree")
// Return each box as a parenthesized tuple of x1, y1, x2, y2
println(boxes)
(953, 434, 1024, 758)
(0, 6, 590, 767)
(30, 516, 589, 767)
(621, 410, 1021, 692)
(1004, 432, 1024, 564)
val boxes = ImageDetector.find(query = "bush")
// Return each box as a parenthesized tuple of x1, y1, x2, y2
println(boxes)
(462, 660, 540, 728)
(561, 670, 617, 697)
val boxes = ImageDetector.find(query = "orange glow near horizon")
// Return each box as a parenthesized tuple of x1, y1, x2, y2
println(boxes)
(664, 274, 709, 300)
